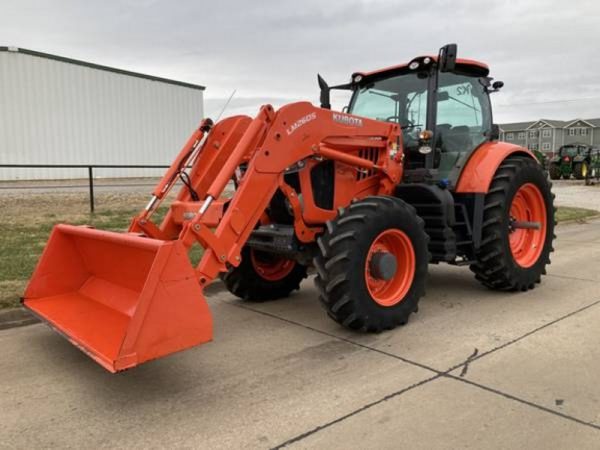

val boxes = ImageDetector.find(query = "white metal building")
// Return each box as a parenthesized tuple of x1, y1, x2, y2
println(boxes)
(0, 47, 204, 180)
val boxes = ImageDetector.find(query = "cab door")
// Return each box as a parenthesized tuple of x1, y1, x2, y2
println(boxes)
(434, 73, 493, 180)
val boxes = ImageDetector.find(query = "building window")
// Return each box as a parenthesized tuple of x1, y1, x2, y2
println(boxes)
(529, 130, 537, 138)
(542, 129, 552, 137)
(517, 132, 525, 140)
(569, 128, 576, 136)
(581, 128, 588, 136)
(542, 142, 551, 151)
(530, 143, 538, 150)
(506, 133, 514, 141)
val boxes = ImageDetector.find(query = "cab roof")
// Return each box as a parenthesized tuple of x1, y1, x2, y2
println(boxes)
(353, 56, 490, 80)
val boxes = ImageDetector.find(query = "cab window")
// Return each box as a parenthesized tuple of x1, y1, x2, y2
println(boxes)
(436, 73, 492, 154)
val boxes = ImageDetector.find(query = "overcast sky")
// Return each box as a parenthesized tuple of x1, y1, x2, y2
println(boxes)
(3, 0, 599, 123)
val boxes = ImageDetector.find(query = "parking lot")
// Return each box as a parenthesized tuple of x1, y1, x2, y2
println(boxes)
(1, 201, 599, 448)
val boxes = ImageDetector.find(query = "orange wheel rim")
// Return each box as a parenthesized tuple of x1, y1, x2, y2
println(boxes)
(509, 183, 547, 268)
(365, 229, 415, 307)
(250, 250, 295, 281)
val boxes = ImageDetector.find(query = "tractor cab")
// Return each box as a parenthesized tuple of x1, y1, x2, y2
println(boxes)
(325, 45, 502, 186)
(557, 144, 587, 159)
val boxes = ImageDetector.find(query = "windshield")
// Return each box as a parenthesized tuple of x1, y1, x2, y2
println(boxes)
(349, 72, 429, 127)
(560, 146, 582, 157)
(349, 71, 429, 151)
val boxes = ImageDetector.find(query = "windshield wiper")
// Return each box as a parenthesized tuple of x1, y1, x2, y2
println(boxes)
(367, 90, 396, 100)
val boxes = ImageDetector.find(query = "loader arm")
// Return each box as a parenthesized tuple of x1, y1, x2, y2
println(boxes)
(176, 102, 402, 285)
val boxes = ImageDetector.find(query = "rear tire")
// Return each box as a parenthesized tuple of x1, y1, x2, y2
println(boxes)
(221, 247, 307, 301)
(573, 162, 588, 180)
(548, 164, 561, 180)
(314, 196, 429, 332)
(470, 157, 555, 291)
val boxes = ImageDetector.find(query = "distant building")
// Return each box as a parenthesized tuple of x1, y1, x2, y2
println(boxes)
(499, 118, 600, 155)
(0, 46, 205, 180)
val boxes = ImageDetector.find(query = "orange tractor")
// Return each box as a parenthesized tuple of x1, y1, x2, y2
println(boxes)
(23, 45, 555, 372)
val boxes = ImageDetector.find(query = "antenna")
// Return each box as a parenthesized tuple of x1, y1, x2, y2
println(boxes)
(215, 89, 237, 122)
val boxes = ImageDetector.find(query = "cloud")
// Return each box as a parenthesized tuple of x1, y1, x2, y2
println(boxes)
(2, 0, 599, 123)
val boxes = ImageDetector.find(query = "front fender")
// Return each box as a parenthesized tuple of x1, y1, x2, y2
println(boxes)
(455, 142, 537, 194)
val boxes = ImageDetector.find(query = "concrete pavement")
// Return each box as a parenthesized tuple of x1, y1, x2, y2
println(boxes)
(1, 219, 599, 449)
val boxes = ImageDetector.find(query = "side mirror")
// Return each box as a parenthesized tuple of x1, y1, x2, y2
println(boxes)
(317, 74, 331, 109)
(487, 80, 504, 94)
(439, 43, 457, 73)
(437, 91, 450, 102)
(490, 124, 500, 140)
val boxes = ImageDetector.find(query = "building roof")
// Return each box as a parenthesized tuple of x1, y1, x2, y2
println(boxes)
(500, 117, 600, 132)
(539, 119, 569, 128)
(587, 118, 600, 127)
(0, 46, 205, 91)
(499, 121, 532, 132)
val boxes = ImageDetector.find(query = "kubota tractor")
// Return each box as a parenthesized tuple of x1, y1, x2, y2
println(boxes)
(23, 44, 555, 372)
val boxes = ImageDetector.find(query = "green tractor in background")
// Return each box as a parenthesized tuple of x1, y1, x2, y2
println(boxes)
(585, 147, 600, 185)
(549, 144, 594, 180)
(531, 148, 547, 171)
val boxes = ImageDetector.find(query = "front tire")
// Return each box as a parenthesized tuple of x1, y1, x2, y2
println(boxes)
(548, 164, 561, 180)
(314, 196, 429, 332)
(221, 247, 307, 301)
(471, 157, 555, 291)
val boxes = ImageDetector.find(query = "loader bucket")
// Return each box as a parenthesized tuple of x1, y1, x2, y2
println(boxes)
(23, 224, 212, 372)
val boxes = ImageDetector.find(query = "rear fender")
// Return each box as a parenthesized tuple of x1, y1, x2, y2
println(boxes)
(454, 142, 537, 194)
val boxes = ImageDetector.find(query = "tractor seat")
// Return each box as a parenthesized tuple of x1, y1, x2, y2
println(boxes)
(438, 125, 472, 153)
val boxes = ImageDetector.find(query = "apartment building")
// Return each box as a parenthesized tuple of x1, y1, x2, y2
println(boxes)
(499, 118, 600, 155)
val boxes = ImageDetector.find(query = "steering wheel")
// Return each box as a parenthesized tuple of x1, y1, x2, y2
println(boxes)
(385, 116, 419, 130)
(385, 115, 403, 124)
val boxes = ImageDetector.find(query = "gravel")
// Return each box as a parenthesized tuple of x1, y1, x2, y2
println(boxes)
(551, 179, 600, 210)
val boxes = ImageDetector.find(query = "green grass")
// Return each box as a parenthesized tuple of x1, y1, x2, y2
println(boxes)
(555, 206, 599, 223)
(0, 208, 139, 309)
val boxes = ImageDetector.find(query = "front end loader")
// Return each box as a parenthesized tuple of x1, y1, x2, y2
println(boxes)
(23, 44, 555, 372)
